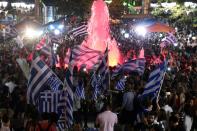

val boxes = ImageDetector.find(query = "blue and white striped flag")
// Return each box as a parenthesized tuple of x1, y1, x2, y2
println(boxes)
(27, 56, 63, 105)
(64, 45, 101, 68)
(162, 33, 177, 46)
(64, 69, 74, 128)
(91, 74, 102, 100)
(68, 23, 88, 38)
(96, 47, 109, 89)
(75, 80, 85, 99)
(38, 90, 66, 130)
(141, 60, 168, 100)
(112, 58, 146, 78)
(91, 47, 109, 100)
(115, 77, 127, 91)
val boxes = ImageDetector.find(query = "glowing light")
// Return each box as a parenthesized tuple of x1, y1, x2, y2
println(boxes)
(184, 2, 197, 8)
(105, 0, 112, 4)
(0, 2, 8, 7)
(135, 26, 147, 36)
(174, 43, 178, 46)
(58, 24, 64, 29)
(54, 29, 60, 35)
(123, 2, 127, 6)
(83, 68, 87, 72)
(189, 34, 192, 37)
(175, 27, 178, 32)
(161, 2, 176, 8)
(25, 27, 36, 39)
(121, 29, 126, 34)
(150, 3, 159, 8)
(37, 30, 43, 36)
(167, 67, 171, 71)
(124, 33, 129, 38)
(49, 25, 55, 30)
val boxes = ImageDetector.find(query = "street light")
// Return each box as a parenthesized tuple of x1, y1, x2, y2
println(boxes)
(135, 25, 147, 36)
(0, 1, 8, 8)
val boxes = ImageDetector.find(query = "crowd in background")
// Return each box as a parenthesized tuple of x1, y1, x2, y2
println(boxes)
(0, 17, 196, 131)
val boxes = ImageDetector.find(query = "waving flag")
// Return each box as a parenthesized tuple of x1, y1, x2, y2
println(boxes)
(91, 47, 109, 99)
(64, 69, 74, 128)
(141, 60, 168, 100)
(27, 56, 63, 105)
(75, 80, 85, 99)
(91, 73, 102, 100)
(38, 90, 66, 130)
(161, 33, 177, 47)
(68, 23, 88, 38)
(115, 77, 127, 91)
(112, 58, 146, 78)
(65, 45, 101, 68)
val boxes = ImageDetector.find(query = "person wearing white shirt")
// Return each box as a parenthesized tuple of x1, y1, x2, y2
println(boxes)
(96, 103, 118, 131)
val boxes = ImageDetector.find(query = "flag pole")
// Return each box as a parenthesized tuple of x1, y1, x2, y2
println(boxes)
(107, 43, 112, 105)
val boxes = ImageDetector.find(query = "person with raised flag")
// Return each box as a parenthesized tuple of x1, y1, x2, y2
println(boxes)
(141, 60, 168, 101)
(91, 46, 109, 100)
(27, 55, 63, 105)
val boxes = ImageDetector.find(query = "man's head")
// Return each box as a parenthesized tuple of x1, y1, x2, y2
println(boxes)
(147, 111, 156, 124)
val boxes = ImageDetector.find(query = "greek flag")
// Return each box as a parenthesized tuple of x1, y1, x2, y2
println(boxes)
(112, 58, 146, 78)
(75, 80, 85, 99)
(91, 47, 109, 100)
(64, 45, 101, 68)
(142, 60, 168, 99)
(162, 33, 177, 46)
(38, 90, 66, 130)
(68, 23, 88, 38)
(27, 56, 63, 105)
(115, 77, 126, 91)
(96, 47, 109, 89)
(64, 69, 74, 128)
(91, 74, 102, 100)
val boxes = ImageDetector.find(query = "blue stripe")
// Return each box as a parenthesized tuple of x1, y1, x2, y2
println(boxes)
(30, 68, 51, 103)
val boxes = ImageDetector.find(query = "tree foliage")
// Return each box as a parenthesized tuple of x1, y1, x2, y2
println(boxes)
(109, 0, 125, 17)
(55, 0, 92, 17)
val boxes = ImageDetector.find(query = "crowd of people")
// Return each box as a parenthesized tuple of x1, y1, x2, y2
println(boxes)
(0, 16, 196, 131)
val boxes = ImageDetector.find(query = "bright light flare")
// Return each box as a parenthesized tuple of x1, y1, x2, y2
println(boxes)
(174, 43, 178, 46)
(58, 24, 64, 30)
(49, 25, 55, 30)
(54, 29, 60, 35)
(121, 29, 126, 34)
(25, 27, 36, 39)
(124, 33, 129, 38)
(135, 26, 147, 36)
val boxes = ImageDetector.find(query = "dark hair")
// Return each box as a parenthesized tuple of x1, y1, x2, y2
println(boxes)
(41, 112, 49, 120)
(2, 114, 9, 123)
(49, 112, 58, 124)
(169, 114, 179, 123)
